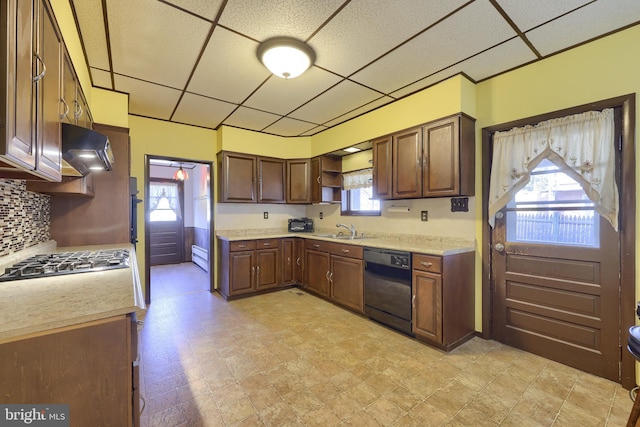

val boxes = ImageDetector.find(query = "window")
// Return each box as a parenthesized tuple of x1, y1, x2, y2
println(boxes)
(149, 182, 181, 222)
(505, 159, 599, 247)
(340, 168, 380, 216)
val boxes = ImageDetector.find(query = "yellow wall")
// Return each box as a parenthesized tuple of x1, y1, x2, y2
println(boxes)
(342, 150, 372, 173)
(218, 126, 310, 158)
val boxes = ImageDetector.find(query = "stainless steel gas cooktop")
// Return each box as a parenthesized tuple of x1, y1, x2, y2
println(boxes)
(0, 249, 130, 282)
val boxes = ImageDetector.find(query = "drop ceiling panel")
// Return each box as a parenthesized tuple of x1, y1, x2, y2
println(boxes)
(107, 0, 211, 88)
(351, 0, 517, 93)
(323, 96, 395, 128)
(310, 0, 468, 76)
(218, 0, 344, 41)
(71, 0, 110, 70)
(262, 117, 319, 137)
(244, 67, 342, 115)
(495, 0, 591, 32)
(172, 93, 237, 128)
(224, 106, 281, 132)
(188, 27, 270, 104)
(526, 0, 640, 56)
(114, 75, 182, 120)
(162, 0, 226, 21)
(90, 68, 112, 89)
(289, 80, 383, 125)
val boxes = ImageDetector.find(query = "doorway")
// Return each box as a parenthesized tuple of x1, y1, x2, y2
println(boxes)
(144, 155, 215, 304)
(482, 95, 636, 388)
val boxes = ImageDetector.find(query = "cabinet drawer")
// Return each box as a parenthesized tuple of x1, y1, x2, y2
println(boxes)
(229, 240, 256, 251)
(413, 254, 442, 273)
(305, 239, 339, 253)
(331, 244, 363, 259)
(256, 239, 279, 249)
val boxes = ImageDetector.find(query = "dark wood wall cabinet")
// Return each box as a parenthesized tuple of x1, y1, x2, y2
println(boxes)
(0, 314, 140, 427)
(373, 113, 475, 200)
(0, 0, 63, 181)
(412, 251, 475, 351)
(217, 151, 286, 203)
(311, 155, 342, 204)
(286, 158, 312, 203)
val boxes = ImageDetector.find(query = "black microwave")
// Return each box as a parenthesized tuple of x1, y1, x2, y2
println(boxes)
(288, 218, 314, 232)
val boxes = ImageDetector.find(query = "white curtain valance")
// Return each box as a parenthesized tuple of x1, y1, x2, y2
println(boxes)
(342, 168, 373, 190)
(488, 108, 618, 230)
(149, 182, 182, 217)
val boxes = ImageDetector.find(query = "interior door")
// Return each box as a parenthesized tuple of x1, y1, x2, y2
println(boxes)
(491, 159, 620, 381)
(149, 180, 184, 266)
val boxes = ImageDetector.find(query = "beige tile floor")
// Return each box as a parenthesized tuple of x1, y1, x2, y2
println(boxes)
(141, 263, 633, 426)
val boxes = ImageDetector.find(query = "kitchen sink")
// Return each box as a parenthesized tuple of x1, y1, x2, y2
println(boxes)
(312, 233, 369, 240)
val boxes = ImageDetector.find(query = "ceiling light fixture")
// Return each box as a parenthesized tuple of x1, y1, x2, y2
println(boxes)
(343, 147, 361, 153)
(173, 165, 189, 181)
(257, 37, 315, 79)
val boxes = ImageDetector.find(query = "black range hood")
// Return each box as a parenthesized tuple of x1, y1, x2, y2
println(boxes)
(61, 123, 114, 176)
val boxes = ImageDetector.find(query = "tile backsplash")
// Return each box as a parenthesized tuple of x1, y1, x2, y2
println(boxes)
(0, 179, 50, 257)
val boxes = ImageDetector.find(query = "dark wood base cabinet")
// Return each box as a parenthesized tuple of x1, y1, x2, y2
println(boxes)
(412, 252, 475, 351)
(0, 314, 139, 427)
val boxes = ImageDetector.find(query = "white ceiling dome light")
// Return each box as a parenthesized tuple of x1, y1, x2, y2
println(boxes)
(257, 37, 316, 79)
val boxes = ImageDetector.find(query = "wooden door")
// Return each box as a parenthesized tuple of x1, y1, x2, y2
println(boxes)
(256, 248, 278, 290)
(229, 251, 255, 296)
(412, 270, 442, 344)
(330, 255, 364, 313)
(258, 156, 285, 203)
(423, 117, 459, 197)
(294, 239, 305, 285)
(281, 239, 294, 285)
(4, 0, 37, 169)
(492, 163, 620, 381)
(392, 127, 422, 199)
(372, 135, 392, 199)
(149, 180, 184, 266)
(287, 159, 311, 203)
(305, 249, 330, 297)
(310, 157, 321, 203)
(219, 152, 256, 203)
(35, 0, 62, 181)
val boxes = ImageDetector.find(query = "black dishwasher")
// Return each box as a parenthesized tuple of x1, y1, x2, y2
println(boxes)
(364, 247, 413, 335)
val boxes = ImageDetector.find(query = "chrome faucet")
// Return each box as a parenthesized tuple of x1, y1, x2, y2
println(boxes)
(336, 223, 356, 238)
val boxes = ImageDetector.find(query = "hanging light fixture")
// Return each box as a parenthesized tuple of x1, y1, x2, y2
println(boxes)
(173, 164, 189, 181)
(257, 37, 315, 79)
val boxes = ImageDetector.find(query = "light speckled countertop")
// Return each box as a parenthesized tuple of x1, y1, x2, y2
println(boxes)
(216, 228, 475, 256)
(0, 242, 145, 342)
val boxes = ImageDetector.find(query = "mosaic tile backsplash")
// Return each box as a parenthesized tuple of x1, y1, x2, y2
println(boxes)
(0, 179, 50, 257)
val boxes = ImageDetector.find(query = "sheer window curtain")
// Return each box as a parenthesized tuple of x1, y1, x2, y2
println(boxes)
(488, 108, 618, 230)
(343, 168, 373, 190)
(149, 182, 182, 218)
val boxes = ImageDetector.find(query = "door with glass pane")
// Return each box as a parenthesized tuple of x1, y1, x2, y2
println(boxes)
(492, 159, 620, 381)
(149, 180, 184, 265)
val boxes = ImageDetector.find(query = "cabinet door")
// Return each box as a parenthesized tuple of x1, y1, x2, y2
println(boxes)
(330, 255, 363, 313)
(229, 251, 255, 295)
(294, 239, 305, 285)
(372, 135, 392, 199)
(286, 159, 311, 203)
(61, 53, 75, 125)
(281, 239, 294, 285)
(412, 270, 442, 344)
(75, 88, 92, 129)
(256, 248, 279, 290)
(422, 117, 460, 196)
(219, 152, 257, 203)
(35, 0, 62, 181)
(305, 249, 330, 297)
(3, 0, 37, 170)
(392, 127, 422, 199)
(310, 157, 321, 203)
(258, 157, 285, 203)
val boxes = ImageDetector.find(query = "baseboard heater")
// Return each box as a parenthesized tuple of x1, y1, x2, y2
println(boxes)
(191, 245, 208, 272)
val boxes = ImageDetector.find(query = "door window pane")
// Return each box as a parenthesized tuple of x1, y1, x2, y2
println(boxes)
(506, 159, 599, 247)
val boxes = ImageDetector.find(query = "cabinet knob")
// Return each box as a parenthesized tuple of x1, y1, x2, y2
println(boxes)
(412, 295, 416, 308)
(342, 249, 349, 253)
(287, 257, 291, 265)
(329, 272, 333, 283)
(238, 244, 246, 248)
(325, 271, 330, 281)
(74, 100, 83, 119)
(296, 257, 301, 266)
(316, 176, 321, 184)
(313, 244, 320, 248)
(420, 261, 433, 268)
(256, 266, 260, 276)
(263, 242, 271, 246)
(60, 98, 70, 120)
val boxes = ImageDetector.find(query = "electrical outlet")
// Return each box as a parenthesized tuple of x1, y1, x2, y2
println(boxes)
(451, 197, 469, 212)
(263, 212, 268, 219)
(319, 212, 324, 220)
(421, 211, 428, 221)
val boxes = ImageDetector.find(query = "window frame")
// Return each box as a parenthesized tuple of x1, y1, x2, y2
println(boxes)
(341, 186, 381, 217)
